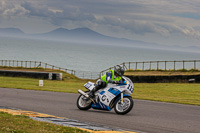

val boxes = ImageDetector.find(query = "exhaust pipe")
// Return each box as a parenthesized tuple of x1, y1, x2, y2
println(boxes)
(78, 89, 96, 104)
(78, 89, 89, 98)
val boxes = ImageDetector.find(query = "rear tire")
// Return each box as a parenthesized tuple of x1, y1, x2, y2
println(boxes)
(77, 94, 92, 110)
(114, 96, 134, 115)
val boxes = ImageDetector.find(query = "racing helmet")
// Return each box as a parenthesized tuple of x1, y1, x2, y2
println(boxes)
(114, 65, 124, 76)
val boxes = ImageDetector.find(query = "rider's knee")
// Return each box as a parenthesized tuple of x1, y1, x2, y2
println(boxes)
(96, 79, 106, 88)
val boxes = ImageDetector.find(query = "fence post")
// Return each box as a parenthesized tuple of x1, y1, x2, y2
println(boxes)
(157, 61, 159, 70)
(71, 70, 73, 74)
(74, 70, 76, 76)
(165, 61, 167, 71)
(174, 61, 176, 70)
(136, 62, 138, 70)
(194, 60, 196, 70)
(142, 62, 144, 70)
(183, 60, 185, 70)
(149, 62, 151, 70)
(122, 62, 125, 70)
(129, 62, 130, 70)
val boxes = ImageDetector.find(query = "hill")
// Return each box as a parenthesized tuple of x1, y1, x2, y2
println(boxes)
(0, 28, 24, 36)
(0, 27, 161, 48)
(0, 27, 200, 52)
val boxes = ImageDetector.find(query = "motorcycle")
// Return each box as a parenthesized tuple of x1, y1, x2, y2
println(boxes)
(77, 76, 134, 115)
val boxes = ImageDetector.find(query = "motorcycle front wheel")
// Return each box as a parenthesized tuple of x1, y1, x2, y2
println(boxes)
(77, 94, 92, 110)
(114, 96, 134, 115)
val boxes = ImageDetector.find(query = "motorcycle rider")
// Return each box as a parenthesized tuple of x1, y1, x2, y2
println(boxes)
(88, 65, 125, 97)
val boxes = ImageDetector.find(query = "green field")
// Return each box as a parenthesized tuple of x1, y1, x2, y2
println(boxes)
(134, 83, 200, 105)
(0, 76, 200, 106)
(0, 112, 88, 133)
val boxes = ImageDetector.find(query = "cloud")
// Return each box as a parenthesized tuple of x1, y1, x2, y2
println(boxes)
(0, 0, 29, 18)
(172, 12, 200, 20)
(0, 0, 200, 40)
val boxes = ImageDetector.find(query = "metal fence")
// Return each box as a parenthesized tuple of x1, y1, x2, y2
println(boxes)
(0, 60, 100, 79)
(73, 71, 100, 79)
(100, 60, 200, 76)
(1, 60, 200, 79)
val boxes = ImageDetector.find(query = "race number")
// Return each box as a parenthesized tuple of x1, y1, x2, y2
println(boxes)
(127, 84, 134, 93)
(84, 82, 95, 90)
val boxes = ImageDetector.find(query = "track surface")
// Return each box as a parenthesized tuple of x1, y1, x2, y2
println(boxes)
(0, 87, 200, 133)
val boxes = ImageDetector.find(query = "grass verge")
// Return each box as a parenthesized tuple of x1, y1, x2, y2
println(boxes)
(0, 76, 88, 93)
(0, 112, 88, 133)
(134, 83, 200, 105)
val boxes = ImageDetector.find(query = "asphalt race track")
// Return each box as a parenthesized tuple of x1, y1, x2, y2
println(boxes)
(0, 87, 200, 133)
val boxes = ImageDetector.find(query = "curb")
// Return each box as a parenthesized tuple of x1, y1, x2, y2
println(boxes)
(0, 107, 137, 133)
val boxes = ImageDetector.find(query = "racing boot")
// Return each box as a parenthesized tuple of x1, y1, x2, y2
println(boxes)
(88, 90, 95, 98)
(88, 85, 99, 98)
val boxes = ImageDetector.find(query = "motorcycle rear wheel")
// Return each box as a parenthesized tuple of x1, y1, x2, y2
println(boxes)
(114, 96, 134, 115)
(77, 94, 92, 110)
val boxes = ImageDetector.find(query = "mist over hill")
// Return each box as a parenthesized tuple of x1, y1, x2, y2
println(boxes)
(0, 28, 24, 36)
(0, 27, 199, 53)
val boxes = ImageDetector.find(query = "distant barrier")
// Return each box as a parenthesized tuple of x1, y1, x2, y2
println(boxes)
(0, 70, 62, 80)
(126, 75, 200, 83)
(0, 60, 100, 79)
(100, 60, 200, 76)
(1, 60, 200, 80)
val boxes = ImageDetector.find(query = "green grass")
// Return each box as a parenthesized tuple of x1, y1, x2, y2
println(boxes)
(0, 76, 200, 106)
(133, 83, 200, 105)
(0, 76, 88, 93)
(0, 112, 88, 133)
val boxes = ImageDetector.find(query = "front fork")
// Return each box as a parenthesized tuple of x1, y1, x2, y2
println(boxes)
(121, 92, 123, 104)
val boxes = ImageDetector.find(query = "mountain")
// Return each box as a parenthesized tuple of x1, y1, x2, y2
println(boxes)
(0, 27, 199, 53)
(38, 28, 200, 52)
(37, 27, 159, 48)
(0, 28, 24, 36)
(39, 27, 106, 40)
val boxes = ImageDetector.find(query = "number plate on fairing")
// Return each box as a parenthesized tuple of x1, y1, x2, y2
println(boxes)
(84, 82, 95, 91)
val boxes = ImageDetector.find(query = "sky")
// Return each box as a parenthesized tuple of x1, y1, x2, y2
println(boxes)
(0, 0, 200, 47)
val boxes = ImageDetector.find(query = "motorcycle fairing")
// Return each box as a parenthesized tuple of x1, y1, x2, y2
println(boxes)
(91, 93, 130, 111)
(108, 88, 121, 96)
(97, 88, 117, 107)
(84, 81, 95, 91)
(91, 101, 111, 111)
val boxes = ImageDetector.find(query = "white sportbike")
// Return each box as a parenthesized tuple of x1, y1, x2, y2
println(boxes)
(77, 76, 134, 115)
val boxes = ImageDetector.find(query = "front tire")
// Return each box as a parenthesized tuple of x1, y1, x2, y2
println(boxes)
(114, 96, 134, 115)
(77, 94, 92, 110)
